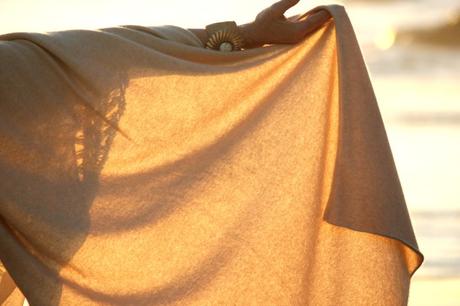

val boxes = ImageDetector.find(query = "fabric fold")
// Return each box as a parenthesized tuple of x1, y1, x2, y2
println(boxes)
(314, 5, 423, 274)
(0, 5, 422, 305)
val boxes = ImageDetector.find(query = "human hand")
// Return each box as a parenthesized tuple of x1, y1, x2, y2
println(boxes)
(239, 0, 331, 48)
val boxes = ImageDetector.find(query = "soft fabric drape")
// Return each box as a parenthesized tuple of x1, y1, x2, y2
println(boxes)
(0, 5, 422, 306)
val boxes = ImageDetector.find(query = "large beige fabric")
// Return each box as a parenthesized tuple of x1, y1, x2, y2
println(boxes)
(0, 5, 422, 306)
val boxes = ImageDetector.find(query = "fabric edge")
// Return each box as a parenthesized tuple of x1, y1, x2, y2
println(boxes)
(318, 4, 424, 277)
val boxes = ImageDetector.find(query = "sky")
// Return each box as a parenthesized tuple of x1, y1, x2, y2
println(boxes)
(0, 0, 339, 35)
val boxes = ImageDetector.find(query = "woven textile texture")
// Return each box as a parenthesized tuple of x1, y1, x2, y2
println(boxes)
(0, 5, 422, 306)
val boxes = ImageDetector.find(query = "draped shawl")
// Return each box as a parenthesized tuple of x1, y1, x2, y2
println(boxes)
(0, 5, 423, 306)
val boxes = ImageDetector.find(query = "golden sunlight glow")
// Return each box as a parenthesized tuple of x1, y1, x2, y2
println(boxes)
(374, 26, 396, 50)
(1, 1, 459, 306)
(0, 0, 329, 35)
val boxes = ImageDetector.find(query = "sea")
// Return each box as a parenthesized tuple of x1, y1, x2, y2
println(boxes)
(341, 0, 460, 282)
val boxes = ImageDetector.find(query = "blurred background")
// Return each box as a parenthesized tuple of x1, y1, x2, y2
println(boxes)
(0, 0, 458, 305)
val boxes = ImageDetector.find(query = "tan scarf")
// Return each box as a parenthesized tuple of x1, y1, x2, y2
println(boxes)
(0, 5, 422, 305)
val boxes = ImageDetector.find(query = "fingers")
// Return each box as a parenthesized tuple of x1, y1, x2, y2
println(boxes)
(295, 10, 331, 36)
(270, 0, 300, 15)
(287, 13, 302, 22)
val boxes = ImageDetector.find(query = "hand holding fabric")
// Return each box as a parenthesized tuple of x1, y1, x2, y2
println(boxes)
(239, 0, 332, 48)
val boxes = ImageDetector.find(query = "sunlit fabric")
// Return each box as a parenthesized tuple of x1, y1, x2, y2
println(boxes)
(0, 5, 422, 305)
